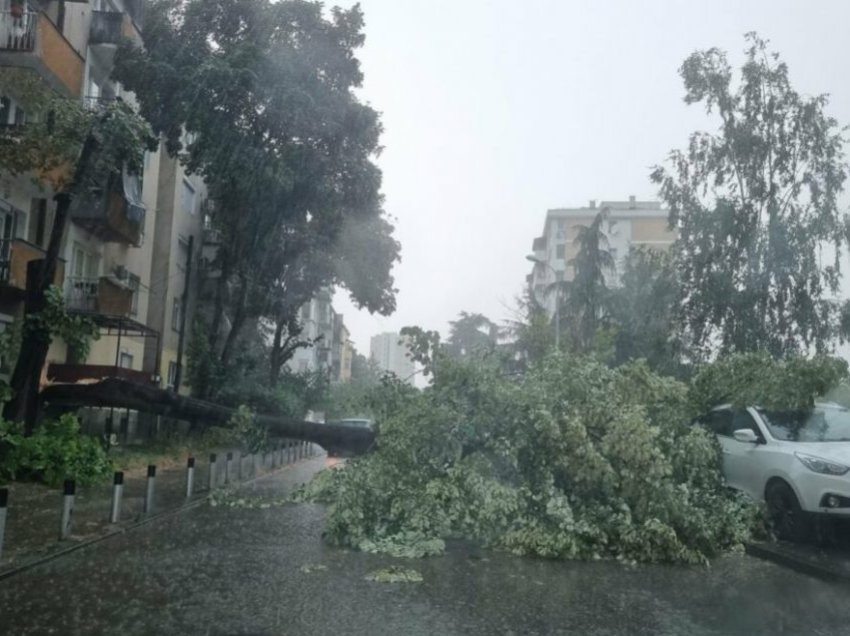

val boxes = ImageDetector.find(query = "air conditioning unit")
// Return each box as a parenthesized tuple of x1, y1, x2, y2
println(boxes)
(114, 265, 128, 281)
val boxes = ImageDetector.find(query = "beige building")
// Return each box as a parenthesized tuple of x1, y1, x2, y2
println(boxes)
(527, 196, 677, 315)
(0, 0, 204, 415)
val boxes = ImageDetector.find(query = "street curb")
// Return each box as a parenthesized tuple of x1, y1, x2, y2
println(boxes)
(745, 542, 850, 585)
(0, 455, 325, 583)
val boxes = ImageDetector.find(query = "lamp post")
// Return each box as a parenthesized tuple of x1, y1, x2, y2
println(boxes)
(526, 255, 560, 350)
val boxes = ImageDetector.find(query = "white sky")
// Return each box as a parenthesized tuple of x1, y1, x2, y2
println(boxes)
(332, 0, 850, 355)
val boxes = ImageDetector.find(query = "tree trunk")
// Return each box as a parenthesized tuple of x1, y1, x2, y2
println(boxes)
(219, 275, 248, 366)
(4, 145, 91, 432)
(208, 250, 231, 352)
(41, 378, 374, 456)
(269, 317, 285, 385)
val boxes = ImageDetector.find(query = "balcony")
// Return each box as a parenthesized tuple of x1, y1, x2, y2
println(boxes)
(0, 10, 84, 96)
(0, 238, 64, 294)
(89, 11, 125, 46)
(47, 363, 154, 385)
(65, 275, 133, 316)
(70, 172, 145, 246)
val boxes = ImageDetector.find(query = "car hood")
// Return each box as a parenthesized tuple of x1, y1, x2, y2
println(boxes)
(787, 441, 850, 465)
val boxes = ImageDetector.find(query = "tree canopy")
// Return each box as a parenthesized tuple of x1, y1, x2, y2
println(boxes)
(652, 33, 849, 358)
(113, 0, 399, 385)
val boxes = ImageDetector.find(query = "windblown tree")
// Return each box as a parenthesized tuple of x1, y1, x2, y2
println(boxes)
(113, 0, 399, 396)
(652, 33, 849, 358)
(0, 71, 155, 430)
(608, 248, 687, 376)
(561, 210, 615, 352)
(446, 312, 500, 358)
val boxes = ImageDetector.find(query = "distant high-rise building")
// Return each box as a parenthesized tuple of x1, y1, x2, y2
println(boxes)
(370, 332, 415, 383)
(527, 196, 677, 315)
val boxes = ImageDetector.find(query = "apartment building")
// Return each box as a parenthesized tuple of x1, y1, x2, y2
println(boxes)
(287, 288, 336, 375)
(527, 196, 677, 314)
(369, 332, 414, 384)
(0, 0, 204, 408)
(331, 316, 352, 383)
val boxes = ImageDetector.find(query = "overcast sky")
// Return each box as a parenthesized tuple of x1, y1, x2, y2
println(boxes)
(332, 0, 850, 355)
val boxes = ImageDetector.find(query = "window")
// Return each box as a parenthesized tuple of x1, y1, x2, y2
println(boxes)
(181, 179, 196, 215)
(298, 360, 309, 373)
(555, 244, 565, 259)
(70, 243, 99, 279)
(166, 361, 178, 389)
(28, 198, 47, 247)
(0, 313, 13, 374)
(555, 271, 564, 282)
(703, 409, 733, 437)
(119, 352, 133, 369)
(172, 297, 182, 331)
(0, 96, 25, 126)
(301, 304, 311, 322)
(731, 409, 764, 442)
(128, 273, 140, 316)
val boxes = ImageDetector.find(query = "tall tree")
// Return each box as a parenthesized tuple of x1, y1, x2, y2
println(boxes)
(651, 33, 848, 358)
(561, 210, 615, 352)
(446, 312, 500, 358)
(0, 72, 154, 430)
(608, 248, 688, 376)
(113, 0, 399, 391)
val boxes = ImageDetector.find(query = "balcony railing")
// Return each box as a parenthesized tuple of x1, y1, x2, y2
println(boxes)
(0, 11, 84, 96)
(89, 10, 125, 46)
(65, 276, 99, 313)
(70, 172, 145, 246)
(0, 10, 36, 52)
(65, 275, 133, 316)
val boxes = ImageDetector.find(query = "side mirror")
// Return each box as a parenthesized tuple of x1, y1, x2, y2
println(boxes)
(733, 428, 759, 444)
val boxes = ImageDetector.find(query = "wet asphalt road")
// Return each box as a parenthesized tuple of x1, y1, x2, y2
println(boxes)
(1, 457, 849, 635)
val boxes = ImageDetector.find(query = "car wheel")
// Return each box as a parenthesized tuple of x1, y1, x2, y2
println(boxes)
(765, 480, 811, 543)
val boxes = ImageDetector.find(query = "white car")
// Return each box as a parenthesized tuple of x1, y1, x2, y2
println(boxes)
(699, 402, 850, 541)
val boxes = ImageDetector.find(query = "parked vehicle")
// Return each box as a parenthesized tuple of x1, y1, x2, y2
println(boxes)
(698, 402, 850, 541)
(325, 418, 374, 457)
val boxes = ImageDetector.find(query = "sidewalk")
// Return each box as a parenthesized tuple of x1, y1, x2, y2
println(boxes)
(0, 440, 319, 577)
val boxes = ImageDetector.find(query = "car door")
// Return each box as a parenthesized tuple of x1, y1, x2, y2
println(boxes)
(705, 409, 743, 490)
(722, 409, 766, 499)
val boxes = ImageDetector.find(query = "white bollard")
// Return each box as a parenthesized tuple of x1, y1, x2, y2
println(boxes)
(60, 479, 75, 540)
(144, 465, 156, 514)
(186, 457, 195, 498)
(208, 453, 217, 490)
(110, 471, 123, 523)
(0, 487, 7, 561)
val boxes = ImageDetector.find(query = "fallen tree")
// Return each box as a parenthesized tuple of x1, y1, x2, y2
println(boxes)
(39, 379, 374, 457)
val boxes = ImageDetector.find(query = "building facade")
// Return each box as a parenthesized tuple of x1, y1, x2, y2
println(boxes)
(0, 0, 205, 412)
(527, 196, 677, 315)
(286, 288, 335, 375)
(369, 332, 415, 383)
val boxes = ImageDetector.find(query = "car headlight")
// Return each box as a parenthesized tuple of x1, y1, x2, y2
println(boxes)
(794, 452, 850, 476)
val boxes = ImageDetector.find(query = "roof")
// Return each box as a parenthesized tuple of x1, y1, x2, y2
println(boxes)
(67, 312, 160, 338)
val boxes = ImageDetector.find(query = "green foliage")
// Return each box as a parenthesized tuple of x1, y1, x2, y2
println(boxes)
(226, 405, 269, 453)
(690, 353, 850, 413)
(0, 70, 155, 192)
(0, 415, 112, 486)
(304, 353, 760, 565)
(26, 286, 100, 360)
(608, 248, 689, 377)
(652, 33, 848, 358)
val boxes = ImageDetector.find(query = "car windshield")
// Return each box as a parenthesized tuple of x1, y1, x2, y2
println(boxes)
(338, 419, 371, 428)
(757, 406, 850, 442)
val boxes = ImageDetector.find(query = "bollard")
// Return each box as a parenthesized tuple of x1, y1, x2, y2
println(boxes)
(208, 453, 217, 490)
(225, 452, 233, 485)
(60, 479, 75, 540)
(0, 487, 7, 561)
(110, 471, 124, 523)
(186, 457, 195, 498)
(285, 439, 291, 464)
(237, 452, 244, 481)
(144, 465, 156, 514)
